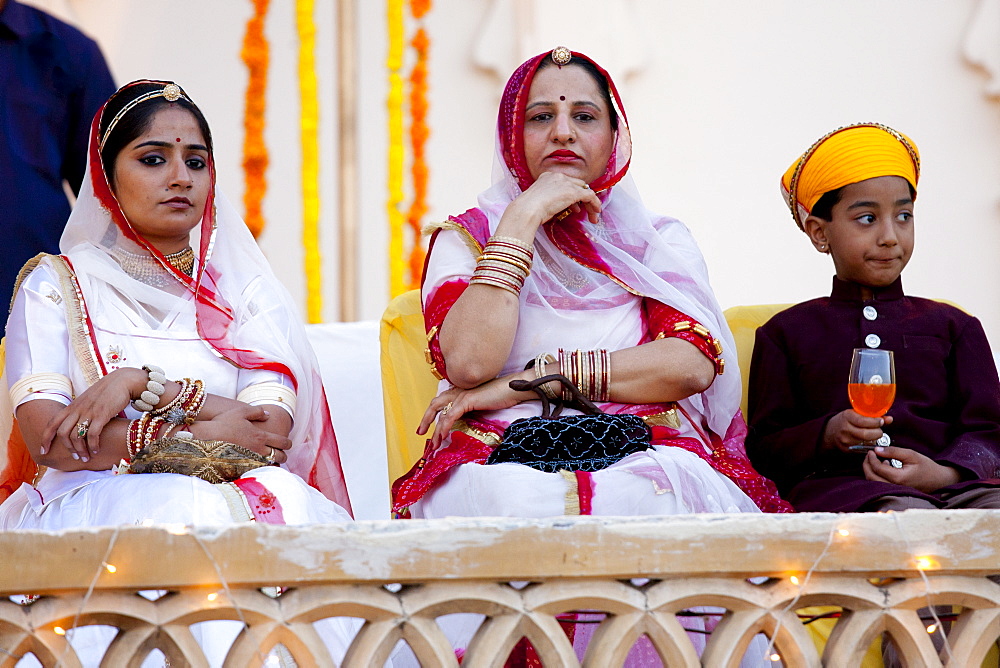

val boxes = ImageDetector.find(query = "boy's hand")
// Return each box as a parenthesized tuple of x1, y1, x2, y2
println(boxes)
(863, 446, 961, 492)
(823, 409, 893, 453)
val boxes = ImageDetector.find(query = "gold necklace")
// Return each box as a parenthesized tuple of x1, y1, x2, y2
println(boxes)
(110, 246, 195, 288)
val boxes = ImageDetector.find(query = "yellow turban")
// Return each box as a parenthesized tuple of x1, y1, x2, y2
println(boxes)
(781, 123, 920, 229)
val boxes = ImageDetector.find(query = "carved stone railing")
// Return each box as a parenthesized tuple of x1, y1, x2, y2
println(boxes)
(2, 510, 1000, 667)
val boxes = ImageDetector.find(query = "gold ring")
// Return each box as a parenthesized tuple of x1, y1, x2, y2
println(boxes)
(265, 447, 276, 464)
(582, 183, 590, 190)
(441, 402, 453, 416)
(76, 419, 91, 439)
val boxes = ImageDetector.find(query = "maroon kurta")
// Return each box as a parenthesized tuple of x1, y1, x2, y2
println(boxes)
(746, 277, 1000, 512)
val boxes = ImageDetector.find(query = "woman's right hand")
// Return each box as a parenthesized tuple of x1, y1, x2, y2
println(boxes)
(416, 371, 536, 451)
(499, 171, 603, 238)
(43, 367, 146, 460)
(194, 405, 292, 464)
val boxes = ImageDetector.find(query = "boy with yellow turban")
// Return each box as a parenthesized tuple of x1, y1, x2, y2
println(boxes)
(745, 122, 1000, 513)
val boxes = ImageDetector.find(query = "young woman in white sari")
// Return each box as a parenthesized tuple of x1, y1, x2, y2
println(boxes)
(391, 49, 789, 665)
(0, 80, 357, 665)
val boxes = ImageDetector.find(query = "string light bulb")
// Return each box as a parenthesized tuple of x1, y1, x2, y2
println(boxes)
(53, 626, 66, 635)
(915, 556, 939, 571)
(789, 575, 801, 586)
(926, 623, 938, 634)
(104, 563, 117, 574)
(770, 652, 781, 662)
(207, 592, 219, 602)
(837, 528, 850, 537)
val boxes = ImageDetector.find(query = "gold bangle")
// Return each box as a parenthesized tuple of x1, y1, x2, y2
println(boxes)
(470, 274, 522, 295)
(487, 235, 534, 255)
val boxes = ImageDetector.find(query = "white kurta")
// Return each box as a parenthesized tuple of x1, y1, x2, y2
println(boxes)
(2, 259, 351, 529)
(2, 259, 361, 667)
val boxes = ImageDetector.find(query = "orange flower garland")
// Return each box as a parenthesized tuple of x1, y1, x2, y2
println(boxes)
(240, 0, 270, 238)
(387, 0, 432, 297)
(405, 26, 430, 290)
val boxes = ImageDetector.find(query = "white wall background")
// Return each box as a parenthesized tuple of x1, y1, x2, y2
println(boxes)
(32, 0, 1000, 346)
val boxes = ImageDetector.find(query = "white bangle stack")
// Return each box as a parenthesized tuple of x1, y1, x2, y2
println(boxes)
(131, 365, 167, 412)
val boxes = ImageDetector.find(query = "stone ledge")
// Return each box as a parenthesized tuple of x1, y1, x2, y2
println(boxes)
(2, 509, 998, 592)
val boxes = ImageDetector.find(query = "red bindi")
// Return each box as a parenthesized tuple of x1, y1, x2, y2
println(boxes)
(559, 96, 565, 101)
(175, 137, 181, 142)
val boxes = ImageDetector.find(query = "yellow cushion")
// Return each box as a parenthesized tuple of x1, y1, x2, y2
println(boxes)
(722, 304, 794, 417)
(379, 290, 438, 485)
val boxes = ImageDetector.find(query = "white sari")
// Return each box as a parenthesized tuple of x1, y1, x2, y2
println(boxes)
(0, 80, 362, 666)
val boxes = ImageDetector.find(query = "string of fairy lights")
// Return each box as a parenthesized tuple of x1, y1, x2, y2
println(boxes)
(17, 516, 958, 664)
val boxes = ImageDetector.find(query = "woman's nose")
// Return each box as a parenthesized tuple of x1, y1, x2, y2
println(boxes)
(169, 161, 194, 189)
(552, 111, 574, 143)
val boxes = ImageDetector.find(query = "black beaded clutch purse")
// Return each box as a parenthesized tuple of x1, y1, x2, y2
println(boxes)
(486, 374, 651, 473)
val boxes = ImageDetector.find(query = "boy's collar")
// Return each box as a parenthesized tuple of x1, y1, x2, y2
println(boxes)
(830, 276, 904, 302)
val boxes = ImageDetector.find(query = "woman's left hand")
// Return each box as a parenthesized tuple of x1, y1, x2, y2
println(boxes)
(196, 405, 292, 463)
(417, 371, 534, 450)
(43, 367, 145, 461)
(863, 446, 961, 493)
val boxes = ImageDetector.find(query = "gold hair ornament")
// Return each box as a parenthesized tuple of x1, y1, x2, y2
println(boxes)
(785, 122, 920, 230)
(551, 46, 572, 66)
(99, 83, 191, 151)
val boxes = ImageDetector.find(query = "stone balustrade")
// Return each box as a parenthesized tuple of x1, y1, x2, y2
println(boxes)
(2, 509, 999, 666)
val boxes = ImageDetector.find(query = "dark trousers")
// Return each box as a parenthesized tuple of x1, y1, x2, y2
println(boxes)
(866, 486, 1000, 512)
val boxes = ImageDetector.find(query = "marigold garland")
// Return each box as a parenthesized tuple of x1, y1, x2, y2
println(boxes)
(387, 0, 432, 297)
(410, 0, 431, 19)
(297, 0, 323, 322)
(240, 0, 270, 238)
(405, 27, 430, 289)
(387, 0, 407, 298)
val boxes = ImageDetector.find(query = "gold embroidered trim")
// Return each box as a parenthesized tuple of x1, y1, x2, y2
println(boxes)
(560, 469, 580, 515)
(32, 466, 49, 487)
(642, 408, 681, 430)
(9, 253, 48, 314)
(215, 482, 255, 522)
(451, 418, 501, 446)
(47, 256, 102, 387)
(424, 324, 444, 379)
(425, 220, 484, 259)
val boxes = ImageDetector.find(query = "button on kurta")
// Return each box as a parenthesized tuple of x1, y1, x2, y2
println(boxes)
(863, 306, 878, 321)
(865, 334, 881, 348)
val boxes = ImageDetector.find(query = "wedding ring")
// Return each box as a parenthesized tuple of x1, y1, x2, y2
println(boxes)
(265, 447, 276, 464)
(581, 183, 589, 190)
(441, 402, 453, 416)
(76, 419, 91, 439)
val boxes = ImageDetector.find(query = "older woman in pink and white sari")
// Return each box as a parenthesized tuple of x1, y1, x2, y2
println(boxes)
(390, 47, 787, 666)
(393, 49, 788, 522)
